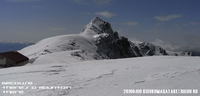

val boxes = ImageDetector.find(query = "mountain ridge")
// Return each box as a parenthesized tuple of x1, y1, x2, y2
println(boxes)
(19, 17, 200, 64)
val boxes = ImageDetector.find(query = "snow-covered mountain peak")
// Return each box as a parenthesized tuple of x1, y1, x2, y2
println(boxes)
(18, 17, 200, 65)
(91, 17, 104, 24)
(81, 17, 114, 35)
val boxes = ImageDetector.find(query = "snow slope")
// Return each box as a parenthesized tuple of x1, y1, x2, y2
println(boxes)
(19, 34, 99, 60)
(0, 56, 200, 96)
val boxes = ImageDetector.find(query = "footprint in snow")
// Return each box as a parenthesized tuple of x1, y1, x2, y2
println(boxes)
(134, 80, 145, 84)
(146, 69, 200, 81)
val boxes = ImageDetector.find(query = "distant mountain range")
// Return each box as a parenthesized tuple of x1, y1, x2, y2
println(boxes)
(0, 42, 34, 52)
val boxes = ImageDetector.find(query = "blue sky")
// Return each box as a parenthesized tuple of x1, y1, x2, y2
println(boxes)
(0, 0, 200, 47)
